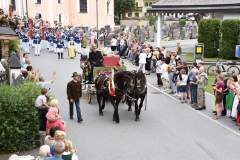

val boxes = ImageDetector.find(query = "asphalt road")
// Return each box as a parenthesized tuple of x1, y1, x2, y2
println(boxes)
(30, 45, 240, 160)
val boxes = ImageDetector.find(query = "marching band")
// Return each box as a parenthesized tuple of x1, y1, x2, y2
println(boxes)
(18, 23, 85, 59)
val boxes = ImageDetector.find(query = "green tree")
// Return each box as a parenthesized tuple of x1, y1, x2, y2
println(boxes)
(114, 0, 135, 23)
(220, 19, 240, 59)
(198, 19, 220, 58)
(146, 16, 157, 26)
(179, 19, 186, 39)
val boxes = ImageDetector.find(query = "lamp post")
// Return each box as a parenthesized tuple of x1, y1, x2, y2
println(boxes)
(96, 0, 99, 47)
(25, 0, 28, 18)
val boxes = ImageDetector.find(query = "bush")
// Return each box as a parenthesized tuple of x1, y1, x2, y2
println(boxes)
(220, 19, 240, 59)
(0, 82, 41, 153)
(8, 39, 20, 54)
(198, 19, 220, 58)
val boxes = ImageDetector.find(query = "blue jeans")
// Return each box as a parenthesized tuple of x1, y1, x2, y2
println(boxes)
(190, 84, 198, 104)
(69, 100, 82, 121)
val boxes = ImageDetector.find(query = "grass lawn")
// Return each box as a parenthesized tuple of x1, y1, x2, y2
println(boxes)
(182, 52, 220, 62)
(205, 75, 215, 95)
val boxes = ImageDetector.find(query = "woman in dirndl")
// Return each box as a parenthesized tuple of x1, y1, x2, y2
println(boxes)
(68, 38, 76, 59)
(226, 78, 235, 114)
(213, 75, 225, 119)
(231, 75, 240, 120)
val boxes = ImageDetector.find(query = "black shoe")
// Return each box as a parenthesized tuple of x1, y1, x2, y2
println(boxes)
(70, 117, 73, 120)
(196, 107, 206, 110)
(78, 119, 83, 123)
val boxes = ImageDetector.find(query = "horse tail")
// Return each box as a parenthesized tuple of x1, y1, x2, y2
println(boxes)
(144, 88, 147, 111)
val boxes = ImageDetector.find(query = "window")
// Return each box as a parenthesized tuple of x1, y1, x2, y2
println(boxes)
(58, 0, 63, 4)
(149, 2, 152, 6)
(144, 2, 148, 7)
(135, 12, 139, 17)
(135, 2, 138, 7)
(79, 0, 87, 13)
(128, 13, 132, 17)
(11, 0, 16, 10)
(34, 0, 41, 4)
(59, 14, 62, 23)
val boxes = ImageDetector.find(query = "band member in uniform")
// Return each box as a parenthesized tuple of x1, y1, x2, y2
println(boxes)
(53, 34, 58, 54)
(74, 34, 82, 55)
(48, 33, 55, 52)
(56, 38, 65, 59)
(21, 34, 30, 54)
(33, 34, 41, 56)
(62, 32, 68, 49)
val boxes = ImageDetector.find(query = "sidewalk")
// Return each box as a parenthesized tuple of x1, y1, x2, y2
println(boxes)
(123, 59, 240, 135)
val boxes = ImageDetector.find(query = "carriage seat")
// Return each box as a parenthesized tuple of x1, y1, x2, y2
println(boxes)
(103, 55, 121, 67)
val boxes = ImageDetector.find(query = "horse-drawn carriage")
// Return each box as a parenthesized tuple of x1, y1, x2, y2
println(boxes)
(81, 55, 126, 104)
(81, 53, 147, 123)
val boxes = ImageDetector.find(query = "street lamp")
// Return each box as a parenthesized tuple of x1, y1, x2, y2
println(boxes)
(96, 0, 99, 47)
(25, 0, 28, 18)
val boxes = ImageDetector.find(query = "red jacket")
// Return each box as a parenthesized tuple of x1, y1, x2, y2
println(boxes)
(46, 120, 65, 134)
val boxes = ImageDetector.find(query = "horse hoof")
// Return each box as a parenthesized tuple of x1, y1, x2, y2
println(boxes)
(135, 118, 140, 122)
(99, 112, 104, 116)
(128, 108, 132, 111)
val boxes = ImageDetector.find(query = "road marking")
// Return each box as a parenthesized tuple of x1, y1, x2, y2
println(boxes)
(147, 82, 240, 137)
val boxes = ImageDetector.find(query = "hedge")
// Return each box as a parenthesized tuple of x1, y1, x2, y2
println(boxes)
(198, 19, 220, 58)
(0, 83, 41, 153)
(220, 19, 240, 59)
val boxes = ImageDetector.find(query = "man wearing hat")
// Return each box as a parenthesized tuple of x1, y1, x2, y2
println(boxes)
(67, 72, 83, 123)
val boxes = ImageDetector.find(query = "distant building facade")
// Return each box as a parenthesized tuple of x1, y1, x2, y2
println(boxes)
(0, 0, 115, 28)
(124, 0, 158, 19)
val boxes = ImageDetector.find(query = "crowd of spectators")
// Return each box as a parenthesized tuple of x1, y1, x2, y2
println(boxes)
(110, 33, 240, 127)
(9, 51, 80, 159)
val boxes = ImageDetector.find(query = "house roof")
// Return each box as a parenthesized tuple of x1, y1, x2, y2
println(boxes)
(153, 0, 240, 7)
(148, 0, 240, 13)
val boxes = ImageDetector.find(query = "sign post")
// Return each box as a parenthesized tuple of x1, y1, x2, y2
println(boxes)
(194, 43, 204, 63)
(235, 45, 240, 59)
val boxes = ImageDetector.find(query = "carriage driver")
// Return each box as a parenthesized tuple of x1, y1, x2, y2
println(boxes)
(88, 45, 103, 83)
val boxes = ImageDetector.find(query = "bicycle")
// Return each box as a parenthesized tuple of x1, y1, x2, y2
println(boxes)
(207, 60, 240, 76)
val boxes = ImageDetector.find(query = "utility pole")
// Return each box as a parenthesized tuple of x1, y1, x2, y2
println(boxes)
(25, 0, 28, 18)
(96, 0, 99, 47)
(21, 0, 24, 18)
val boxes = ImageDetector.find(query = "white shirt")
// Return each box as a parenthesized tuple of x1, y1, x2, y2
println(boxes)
(120, 39, 125, 46)
(111, 38, 117, 46)
(138, 52, 147, 64)
(35, 95, 47, 108)
(155, 60, 163, 74)
(161, 63, 169, 80)
(178, 74, 188, 86)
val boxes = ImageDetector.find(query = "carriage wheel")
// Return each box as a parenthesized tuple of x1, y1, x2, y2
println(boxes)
(227, 66, 240, 76)
(88, 93, 92, 104)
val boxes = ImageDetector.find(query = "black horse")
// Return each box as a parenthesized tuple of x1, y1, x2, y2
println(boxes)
(126, 71, 147, 121)
(112, 71, 147, 123)
(95, 73, 110, 116)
